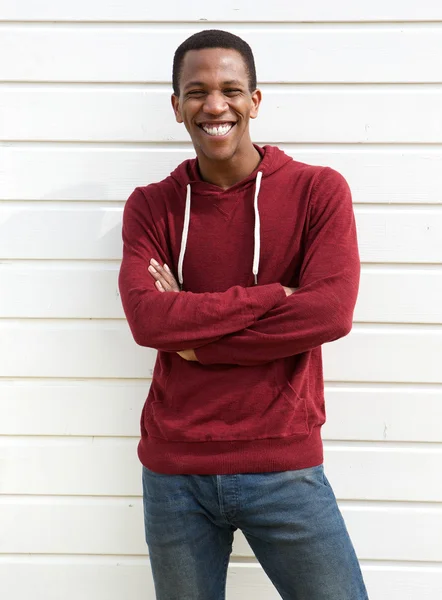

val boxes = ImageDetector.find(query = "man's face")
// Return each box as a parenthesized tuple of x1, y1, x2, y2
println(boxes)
(171, 48, 261, 163)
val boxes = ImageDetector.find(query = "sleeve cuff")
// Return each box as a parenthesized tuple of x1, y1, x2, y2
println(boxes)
(195, 341, 229, 366)
(244, 283, 286, 321)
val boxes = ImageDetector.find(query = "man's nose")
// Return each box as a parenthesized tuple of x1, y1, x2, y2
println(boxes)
(203, 92, 228, 115)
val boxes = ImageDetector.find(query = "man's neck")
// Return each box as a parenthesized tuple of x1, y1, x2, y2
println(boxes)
(197, 146, 262, 190)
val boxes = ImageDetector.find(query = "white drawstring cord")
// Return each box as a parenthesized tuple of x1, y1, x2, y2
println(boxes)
(252, 171, 263, 285)
(178, 183, 191, 288)
(178, 174, 263, 288)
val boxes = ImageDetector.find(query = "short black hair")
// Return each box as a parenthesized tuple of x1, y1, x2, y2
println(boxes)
(172, 29, 257, 96)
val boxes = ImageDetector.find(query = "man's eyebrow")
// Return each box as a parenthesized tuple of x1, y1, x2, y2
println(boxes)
(183, 80, 245, 89)
(184, 81, 205, 89)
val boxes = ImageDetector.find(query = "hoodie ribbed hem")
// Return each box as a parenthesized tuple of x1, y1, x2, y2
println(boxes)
(137, 426, 323, 475)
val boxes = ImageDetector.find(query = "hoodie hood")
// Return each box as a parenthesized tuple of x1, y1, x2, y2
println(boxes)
(170, 144, 293, 194)
(169, 145, 293, 288)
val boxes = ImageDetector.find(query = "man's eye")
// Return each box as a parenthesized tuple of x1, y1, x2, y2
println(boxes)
(224, 89, 241, 95)
(187, 90, 205, 97)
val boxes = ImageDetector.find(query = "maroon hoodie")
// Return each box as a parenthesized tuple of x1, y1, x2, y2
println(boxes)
(118, 145, 360, 474)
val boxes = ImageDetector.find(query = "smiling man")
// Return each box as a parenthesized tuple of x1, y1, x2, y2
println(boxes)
(119, 30, 369, 600)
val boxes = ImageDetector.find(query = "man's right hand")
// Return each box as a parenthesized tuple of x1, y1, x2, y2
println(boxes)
(148, 259, 180, 293)
(282, 286, 297, 297)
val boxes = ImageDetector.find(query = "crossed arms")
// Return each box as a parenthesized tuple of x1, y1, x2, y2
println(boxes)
(118, 168, 360, 366)
(146, 259, 296, 362)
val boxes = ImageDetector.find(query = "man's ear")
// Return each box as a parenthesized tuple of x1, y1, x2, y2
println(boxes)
(171, 94, 183, 123)
(250, 88, 262, 119)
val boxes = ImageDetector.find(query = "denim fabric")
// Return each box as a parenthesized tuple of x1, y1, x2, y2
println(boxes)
(142, 464, 369, 600)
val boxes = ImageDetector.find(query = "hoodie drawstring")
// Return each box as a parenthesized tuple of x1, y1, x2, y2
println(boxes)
(178, 183, 191, 288)
(252, 171, 263, 285)
(178, 172, 263, 288)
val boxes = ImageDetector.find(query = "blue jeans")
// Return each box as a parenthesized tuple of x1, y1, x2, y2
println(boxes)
(142, 464, 369, 600)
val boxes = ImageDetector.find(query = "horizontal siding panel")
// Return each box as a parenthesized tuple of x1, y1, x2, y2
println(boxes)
(325, 447, 442, 501)
(1, 500, 441, 561)
(0, 204, 125, 261)
(1, 0, 442, 22)
(0, 562, 441, 600)
(2, 87, 442, 143)
(2, 441, 442, 501)
(356, 207, 442, 264)
(0, 205, 440, 263)
(362, 565, 442, 600)
(323, 327, 442, 383)
(323, 387, 442, 442)
(0, 561, 155, 600)
(1, 265, 441, 324)
(0, 500, 147, 555)
(0, 264, 123, 319)
(0, 380, 147, 437)
(3, 146, 442, 205)
(354, 268, 442, 324)
(0, 440, 141, 497)
(3, 27, 442, 83)
(0, 321, 157, 379)
(1, 381, 441, 442)
(1, 322, 441, 382)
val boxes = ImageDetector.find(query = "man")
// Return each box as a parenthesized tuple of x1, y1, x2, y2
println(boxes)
(119, 29, 368, 600)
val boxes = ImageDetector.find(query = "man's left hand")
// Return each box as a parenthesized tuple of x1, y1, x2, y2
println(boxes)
(177, 349, 198, 361)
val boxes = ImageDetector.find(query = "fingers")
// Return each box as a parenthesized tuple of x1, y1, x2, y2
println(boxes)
(177, 349, 198, 362)
(148, 259, 180, 293)
(282, 286, 297, 297)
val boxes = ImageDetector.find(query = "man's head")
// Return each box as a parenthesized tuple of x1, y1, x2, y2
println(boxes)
(171, 30, 261, 165)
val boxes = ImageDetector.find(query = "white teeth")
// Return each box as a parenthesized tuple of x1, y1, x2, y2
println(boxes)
(201, 123, 233, 136)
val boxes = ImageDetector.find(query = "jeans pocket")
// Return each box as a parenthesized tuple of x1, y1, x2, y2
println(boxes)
(298, 464, 331, 490)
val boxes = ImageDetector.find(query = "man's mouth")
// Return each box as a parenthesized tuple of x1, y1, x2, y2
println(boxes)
(198, 122, 236, 137)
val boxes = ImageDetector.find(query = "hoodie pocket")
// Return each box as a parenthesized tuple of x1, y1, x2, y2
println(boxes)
(144, 358, 309, 443)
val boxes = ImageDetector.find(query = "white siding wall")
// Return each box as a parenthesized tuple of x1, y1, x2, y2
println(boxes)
(1, 2, 441, 598)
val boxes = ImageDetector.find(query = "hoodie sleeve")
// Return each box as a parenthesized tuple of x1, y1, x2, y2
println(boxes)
(118, 188, 286, 352)
(194, 168, 360, 366)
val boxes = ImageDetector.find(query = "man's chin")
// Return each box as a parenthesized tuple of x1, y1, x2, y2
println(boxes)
(196, 143, 236, 163)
